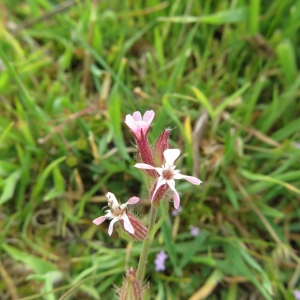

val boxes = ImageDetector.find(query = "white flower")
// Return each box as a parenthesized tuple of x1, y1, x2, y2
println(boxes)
(135, 149, 202, 209)
(93, 192, 139, 236)
(124, 110, 155, 139)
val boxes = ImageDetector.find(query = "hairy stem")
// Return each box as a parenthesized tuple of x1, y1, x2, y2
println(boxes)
(136, 205, 157, 282)
(150, 201, 169, 238)
(136, 201, 169, 282)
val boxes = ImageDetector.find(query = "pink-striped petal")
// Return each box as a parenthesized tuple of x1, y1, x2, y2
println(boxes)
(121, 214, 134, 234)
(167, 180, 180, 209)
(93, 216, 106, 225)
(127, 196, 140, 205)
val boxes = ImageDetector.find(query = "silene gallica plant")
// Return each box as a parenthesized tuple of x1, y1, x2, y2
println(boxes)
(93, 110, 202, 299)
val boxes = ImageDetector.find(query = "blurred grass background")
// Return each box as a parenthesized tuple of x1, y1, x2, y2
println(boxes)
(0, 0, 300, 299)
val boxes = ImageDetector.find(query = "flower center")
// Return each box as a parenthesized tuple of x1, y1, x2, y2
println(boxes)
(108, 200, 125, 217)
(112, 206, 124, 217)
(162, 169, 174, 180)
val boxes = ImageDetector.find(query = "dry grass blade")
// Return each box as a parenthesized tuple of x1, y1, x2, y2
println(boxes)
(0, 261, 19, 300)
(188, 269, 223, 300)
(222, 112, 281, 147)
(192, 110, 208, 177)
(11, 0, 78, 34)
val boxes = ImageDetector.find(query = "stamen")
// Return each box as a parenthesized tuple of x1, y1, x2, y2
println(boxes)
(162, 169, 174, 180)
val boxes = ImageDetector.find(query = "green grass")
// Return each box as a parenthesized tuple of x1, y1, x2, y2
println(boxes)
(0, 0, 299, 299)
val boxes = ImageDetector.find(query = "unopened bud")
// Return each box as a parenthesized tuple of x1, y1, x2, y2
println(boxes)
(118, 213, 148, 241)
(136, 131, 156, 178)
(154, 128, 171, 166)
(116, 268, 142, 300)
(150, 181, 169, 208)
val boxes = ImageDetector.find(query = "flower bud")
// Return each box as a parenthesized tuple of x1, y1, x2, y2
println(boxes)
(125, 111, 157, 178)
(150, 181, 169, 208)
(135, 131, 157, 178)
(117, 212, 148, 241)
(154, 128, 171, 166)
(116, 268, 142, 300)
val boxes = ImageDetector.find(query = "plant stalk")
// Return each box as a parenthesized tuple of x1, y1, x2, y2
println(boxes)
(136, 205, 157, 282)
(136, 201, 169, 282)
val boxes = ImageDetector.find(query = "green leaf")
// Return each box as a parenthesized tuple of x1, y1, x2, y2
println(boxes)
(161, 221, 179, 273)
(179, 231, 209, 269)
(190, 256, 216, 267)
(43, 188, 64, 201)
(224, 244, 272, 300)
(239, 169, 300, 195)
(239, 249, 273, 296)
(221, 175, 239, 209)
(0, 170, 21, 204)
(259, 203, 284, 219)
(27, 271, 63, 300)
(0, 121, 14, 145)
(108, 59, 130, 160)
(0, 161, 18, 176)
(158, 8, 248, 24)
(2, 244, 57, 274)
(191, 86, 214, 118)
(214, 82, 251, 117)
(31, 156, 66, 199)
(249, 0, 261, 34)
(53, 166, 65, 192)
(276, 40, 297, 85)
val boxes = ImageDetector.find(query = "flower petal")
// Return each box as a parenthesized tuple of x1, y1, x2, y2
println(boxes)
(143, 110, 155, 123)
(121, 214, 134, 234)
(163, 149, 180, 167)
(126, 196, 140, 205)
(106, 192, 119, 207)
(158, 250, 168, 260)
(105, 211, 114, 218)
(93, 216, 106, 225)
(151, 177, 167, 201)
(108, 217, 119, 236)
(124, 115, 136, 131)
(155, 167, 163, 175)
(167, 179, 180, 209)
(174, 174, 202, 185)
(135, 163, 157, 170)
(132, 111, 142, 121)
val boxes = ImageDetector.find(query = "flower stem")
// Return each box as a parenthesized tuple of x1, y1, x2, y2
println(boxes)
(150, 201, 169, 238)
(136, 205, 157, 282)
(136, 201, 170, 282)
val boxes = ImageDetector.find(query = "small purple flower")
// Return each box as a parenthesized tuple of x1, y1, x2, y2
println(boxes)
(172, 206, 182, 216)
(190, 226, 200, 237)
(154, 250, 168, 272)
(294, 290, 300, 300)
